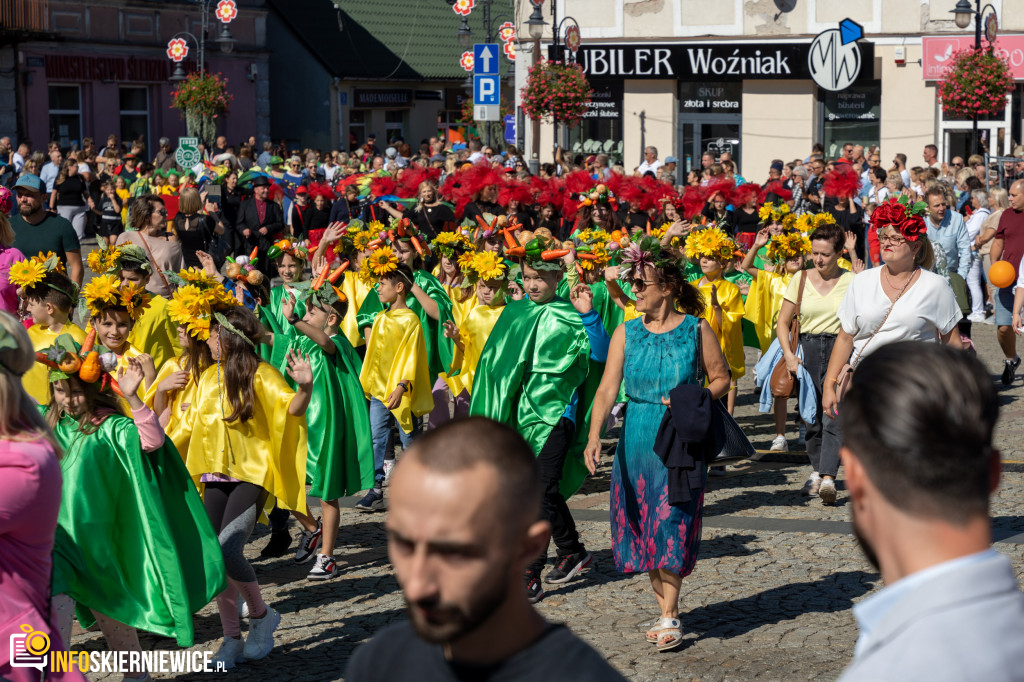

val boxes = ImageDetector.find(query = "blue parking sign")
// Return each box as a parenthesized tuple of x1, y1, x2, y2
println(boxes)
(473, 75, 499, 105)
(473, 43, 500, 75)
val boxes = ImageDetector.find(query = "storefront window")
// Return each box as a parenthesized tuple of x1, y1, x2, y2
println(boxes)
(349, 109, 366, 151)
(566, 80, 623, 165)
(119, 87, 149, 156)
(48, 85, 81, 149)
(821, 83, 880, 159)
(678, 82, 742, 174)
(385, 110, 405, 145)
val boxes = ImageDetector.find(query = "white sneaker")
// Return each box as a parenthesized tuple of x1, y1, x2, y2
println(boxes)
(212, 637, 245, 671)
(819, 477, 837, 505)
(307, 554, 339, 581)
(968, 312, 987, 323)
(770, 435, 788, 451)
(238, 592, 249, 619)
(383, 459, 395, 486)
(800, 472, 821, 497)
(243, 606, 281, 661)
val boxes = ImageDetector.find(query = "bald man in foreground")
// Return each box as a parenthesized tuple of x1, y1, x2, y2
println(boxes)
(345, 417, 624, 681)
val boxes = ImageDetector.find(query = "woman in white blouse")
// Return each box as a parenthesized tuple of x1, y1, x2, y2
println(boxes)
(818, 202, 962, 505)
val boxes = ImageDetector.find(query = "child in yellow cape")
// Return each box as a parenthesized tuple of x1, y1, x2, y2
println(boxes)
(684, 227, 745, 415)
(740, 226, 811, 451)
(356, 258, 432, 512)
(311, 221, 376, 350)
(81, 273, 156, 400)
(430, 229, 478, 427)
(442, 249, 509, 398)
(173, 304, 313, 670)
(9, 252, 86, 403)
(89, 243, 181, 371)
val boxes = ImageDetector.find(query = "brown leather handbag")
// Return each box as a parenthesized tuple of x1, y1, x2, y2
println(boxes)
(769, 270, 807, 398)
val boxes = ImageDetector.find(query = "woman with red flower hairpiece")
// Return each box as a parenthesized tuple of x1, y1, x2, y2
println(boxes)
(816, 197, 962, 506)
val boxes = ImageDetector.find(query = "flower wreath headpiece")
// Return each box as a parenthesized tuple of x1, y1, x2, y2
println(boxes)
(795, 211, 837, 235)
(683, 227, 737, 262)
(87, 244, 151, 275)
(431, 231, 475, 259)
(9, 252, 75, 299)
(758, 201, 792, 225)
(460, 250, 509, 284)
(619, 235, 682, 282)
(166, 269, 239, 340)
(82, 274, 151, 321)
(871, 195, 928, 242)
(766, 231, 812, 263)
(573, 228, 612, 271)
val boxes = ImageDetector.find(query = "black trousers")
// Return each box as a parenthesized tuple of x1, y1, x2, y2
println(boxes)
(799, 333, 836, 471)
(528, 417, 584, 575)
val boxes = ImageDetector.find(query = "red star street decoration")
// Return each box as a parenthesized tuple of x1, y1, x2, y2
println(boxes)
(452, 0, 474, 17)
(460, 50, 474, 72)
(215, 0, 238, 23)
(167, 38, 188, 63)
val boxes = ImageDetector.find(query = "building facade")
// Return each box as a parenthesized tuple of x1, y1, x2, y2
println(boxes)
(1, 0, 270, 151)
(519, 0, 1024, 181)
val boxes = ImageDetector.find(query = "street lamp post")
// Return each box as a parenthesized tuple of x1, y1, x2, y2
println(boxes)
(950, 0, 998, 156)
(168, 0, 237, 82)
(525, 1, 546, 175)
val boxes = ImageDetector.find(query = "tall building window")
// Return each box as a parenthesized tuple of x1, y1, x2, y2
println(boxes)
(48, 85, 82, 149)
(120, 87, 150, 156)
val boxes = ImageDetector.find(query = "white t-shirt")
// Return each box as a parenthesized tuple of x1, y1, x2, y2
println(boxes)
(838, 266, 961, 360)
(637, 159, 663, 176)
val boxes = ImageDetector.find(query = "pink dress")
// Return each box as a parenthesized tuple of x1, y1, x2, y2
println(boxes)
(0, 245, 26, 315)
(0, 437, 85, 681)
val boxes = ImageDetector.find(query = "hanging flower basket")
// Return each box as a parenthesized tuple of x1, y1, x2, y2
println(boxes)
(938, 48, 1015, 119)
(170, 72, 233, 147)
(520, 60, 592, 128)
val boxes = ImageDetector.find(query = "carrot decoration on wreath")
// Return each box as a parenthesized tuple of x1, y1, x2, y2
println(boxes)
(78, 326, 102, 383)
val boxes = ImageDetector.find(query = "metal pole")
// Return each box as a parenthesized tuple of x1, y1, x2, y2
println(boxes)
(530, 36, 541, 174)
(972, 0, 981, 156)
(199, 0, 208, 73)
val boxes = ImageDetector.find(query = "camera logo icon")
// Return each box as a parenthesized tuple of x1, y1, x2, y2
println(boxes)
(10, 624, 50, 670)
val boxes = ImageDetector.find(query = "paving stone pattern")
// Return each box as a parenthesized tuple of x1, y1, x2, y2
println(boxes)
(70, 328, 1024, 681)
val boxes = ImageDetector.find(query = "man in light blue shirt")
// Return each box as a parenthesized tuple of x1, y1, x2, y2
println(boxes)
(923, 185, 972, 279)
(838, 343, 1024, 682)
(39, 148, 62, 193)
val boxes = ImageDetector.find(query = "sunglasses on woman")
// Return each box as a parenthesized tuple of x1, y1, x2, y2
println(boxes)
(630, 278, 658, 292)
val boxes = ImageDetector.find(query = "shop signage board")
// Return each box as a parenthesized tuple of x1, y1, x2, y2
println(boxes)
(923, 34, 1024, 80)
(808, 19, 865, 92)
(566, 40, 874, 82)
(353, 89, 412, 108)
(175, 138, 201, 168)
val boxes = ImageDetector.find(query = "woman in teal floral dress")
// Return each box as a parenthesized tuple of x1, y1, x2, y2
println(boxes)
(585, 238, 731, 652)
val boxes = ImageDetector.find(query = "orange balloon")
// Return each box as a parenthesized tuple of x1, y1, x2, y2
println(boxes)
(989, 260, 1017, 289)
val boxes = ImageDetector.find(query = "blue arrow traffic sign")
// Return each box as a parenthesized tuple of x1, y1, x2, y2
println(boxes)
(474, 43, 500, 75)
(840, 18, 863, 45)
(474, 75, 499, 105)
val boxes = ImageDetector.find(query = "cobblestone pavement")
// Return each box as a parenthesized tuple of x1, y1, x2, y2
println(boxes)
(70, 322, 1024, 681)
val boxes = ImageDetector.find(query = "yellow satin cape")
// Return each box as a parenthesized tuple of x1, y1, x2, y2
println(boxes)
(24, 322, 86, 404)
(441, 282, 478, 396)
(450, 303, 505, 395)
(696, 277, 746, 379)
(174, 362, 309, 513)
(743, 270, 794, 353)
(360, 307, 433, 434)
(144, 354, 198, 450)
(339, 270, 374, 348)
(128, 294, 182, 372)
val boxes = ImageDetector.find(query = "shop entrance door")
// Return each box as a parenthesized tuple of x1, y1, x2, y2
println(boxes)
(679, 115, 742, 177)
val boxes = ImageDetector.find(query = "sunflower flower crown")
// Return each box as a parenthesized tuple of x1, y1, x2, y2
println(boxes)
(166, 273, 238, 341)
(366, 245, 400, 279)
(431, 231, 475, 259)
(683, 227, 737, 262)
(461, 250, 509, 283)
(87, 244, 151, 275)
(766, 232, 812, 262)
(82, 274, 151, 321)
(758, 201, 791, 224)
(795, 211, 837, 234)
(573, 228, 612, 271)
(347, 225, 376, 255)
(9, 252, 67, 290)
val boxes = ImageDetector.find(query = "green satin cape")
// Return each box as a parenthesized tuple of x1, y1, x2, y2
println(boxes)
(468, 297, 592, 498)
(49, 411, 225, 646)
(259, 284, 307, 368)
(356, 270, 454, 382)
(280, 334, 375, 500)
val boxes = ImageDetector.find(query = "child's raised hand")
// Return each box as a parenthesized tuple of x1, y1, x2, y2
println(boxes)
(508, 281, 525, 301)
(117, 357, 146, 397)
(285, 350, 313, 387)
(845, 231, 857, 253)
(710, 284, 720, 308)
(324, 222, 344, 243)
(282, 292, 297, 323)
(570, 284, 594, 315)
(754, 227, 771, 248)
(311, 250, 328, 277)
(442, 320, 461, 343)
(604, 265, 621, 283)
(196, 251, 219, 277)
(158, 370, 188, 394)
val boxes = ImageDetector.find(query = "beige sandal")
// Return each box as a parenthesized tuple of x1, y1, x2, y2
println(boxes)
(655, 618, 683, 652)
